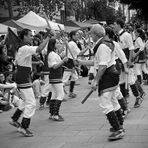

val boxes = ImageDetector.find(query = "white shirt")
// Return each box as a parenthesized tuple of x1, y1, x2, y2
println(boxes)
(94, 39, 116, 70)
(134, 37, 145, 51)
(15, 45, 37, 68)
(67, 41, 80, 59)
(145, 40, 148, 50)
(113, 41, 127, 64)
(48, 51, 62, 68)
(118, 29, 134, 50)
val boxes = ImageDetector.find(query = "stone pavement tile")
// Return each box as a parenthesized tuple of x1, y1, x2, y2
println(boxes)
(0, 136, 55, 148)
(126, 129, 148, 136)
(137, 124, 148, 130)
(88, 134, 130, 143)
(50, 135, 92, 143)
(65, 124, 102, 131)
(129, 135, 148, 143)
(123, 124, 139, 130)
(76, 129, 110, 136)
(36, 130, 79, 137)
(61, 142, 105, 148)
(104, 143, 148, 148)
(59, 117, 106, 126)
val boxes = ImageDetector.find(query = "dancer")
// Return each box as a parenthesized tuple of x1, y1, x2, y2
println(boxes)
(9, 28, 51, 137)
(77, 24, 125, 141)
(47, 38, 68, 121)
(114, 18, 143, 108)
(62, 31, 80, 98)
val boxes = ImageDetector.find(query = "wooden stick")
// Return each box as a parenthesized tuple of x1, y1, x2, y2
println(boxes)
(43, 12, 51, 29)
(58, 25, 68, 56)
(125, 73, 128, 97)
(81, 90, 93, 104)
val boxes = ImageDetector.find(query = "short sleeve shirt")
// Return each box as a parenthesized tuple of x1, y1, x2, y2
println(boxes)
(67, 41, 80, 59)
(113, 41, 127, 64)
(119, 29, 134, 50)
(48, 51, 62, 68)
(135, 37, 145, 51)
(94, 41, 116, 70)
(15, 45, 37, 68)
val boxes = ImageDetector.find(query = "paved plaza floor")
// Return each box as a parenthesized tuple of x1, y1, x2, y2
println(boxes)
(0, 77, 148, 148)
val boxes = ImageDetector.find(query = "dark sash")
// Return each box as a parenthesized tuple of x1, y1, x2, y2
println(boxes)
(98, 65, 119, 96)
(49, 66, 63, 84)
(15, 65, 32, 88)
(63, 58, 75, 70)
(123, 48, 129, 60)
(134, 48, 146, 63)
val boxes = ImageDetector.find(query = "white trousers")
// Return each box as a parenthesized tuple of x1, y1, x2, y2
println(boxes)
(99, 89, 121, 114)
(120, 68, 137, 85)
(18, 88, 36, 118)
(134, 63, 148, 76)
(41, 75, 51, 97)
(62, 70, 78, 85)
(11, 95, 23, 107)
(115, 86, 123, 100)
(51, 83, 65, 101)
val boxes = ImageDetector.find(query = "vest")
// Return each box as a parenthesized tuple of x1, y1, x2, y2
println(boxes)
(93, 38, 114, 55)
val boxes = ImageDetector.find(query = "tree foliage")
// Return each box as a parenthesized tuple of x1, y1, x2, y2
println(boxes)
(120, 0, 148, 20)
(4, 0, 124, 23)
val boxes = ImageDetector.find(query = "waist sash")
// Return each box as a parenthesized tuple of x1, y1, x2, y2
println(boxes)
(15, 65, 32, 88)
(98, 65, 119, 96)
(49, 66, 63, 84)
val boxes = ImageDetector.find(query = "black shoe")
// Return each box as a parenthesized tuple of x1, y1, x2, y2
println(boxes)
(134, 97, 142, 108)
(108, 129, 125, 141)
(122, 108, 131, 119)
(140, 92, 146, 98)
(9, 120, 21, 128)
(68, 93, 77, 98)
(17, 127, 33, 137)
(52, 115, 64, 122)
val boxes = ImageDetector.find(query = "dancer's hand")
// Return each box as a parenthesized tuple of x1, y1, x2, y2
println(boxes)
(63, 57, 68, 62)
(91, 80, 98, 91)
(124, 67, 129, 74)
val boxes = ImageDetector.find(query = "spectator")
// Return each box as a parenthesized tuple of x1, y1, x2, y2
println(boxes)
(0, 45, 13, 73)
(32, 72, 45, 100)
(0, 73, 16, 112)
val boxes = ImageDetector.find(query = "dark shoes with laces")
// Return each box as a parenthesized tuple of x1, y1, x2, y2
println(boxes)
(50, 115, 64, 122)
(68, 93, 77, 98)
(108, 129, 125, 141)
(134, 96, 143, 108)
(9, 120, 21, 128)
(17, 127, 33, 137)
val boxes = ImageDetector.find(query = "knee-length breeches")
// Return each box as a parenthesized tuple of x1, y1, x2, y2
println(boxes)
(50, 83, 65, 101)
(98, 89, 121, 114)
(18, 87, 36, 118)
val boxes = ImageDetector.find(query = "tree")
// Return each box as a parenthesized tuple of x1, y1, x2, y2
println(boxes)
(6, 0, 13, 18)
(120, 0, 148, 20)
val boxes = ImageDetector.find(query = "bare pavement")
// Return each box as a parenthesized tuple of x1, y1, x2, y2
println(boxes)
(0, 77, 148, 148)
